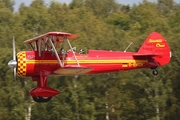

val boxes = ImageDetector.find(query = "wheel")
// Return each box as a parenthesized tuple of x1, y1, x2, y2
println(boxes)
(32, 96, 52, 102)
(152, 69, 158, 75)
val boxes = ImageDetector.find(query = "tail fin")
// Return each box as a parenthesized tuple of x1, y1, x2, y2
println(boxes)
(136, 32, 171, 66)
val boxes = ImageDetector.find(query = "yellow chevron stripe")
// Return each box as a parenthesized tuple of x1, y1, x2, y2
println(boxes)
(26, 59, 148, 64)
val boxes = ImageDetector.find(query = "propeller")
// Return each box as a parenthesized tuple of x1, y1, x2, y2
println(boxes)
(8, 37, 17, 80)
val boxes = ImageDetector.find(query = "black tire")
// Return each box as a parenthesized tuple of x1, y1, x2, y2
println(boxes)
(152, 70, 158, 75)
(32, 96, 52, 102)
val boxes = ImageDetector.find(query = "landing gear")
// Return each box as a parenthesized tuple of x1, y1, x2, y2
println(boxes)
(32, 96, 52, 102)
(152, 69, 158, 75)
(30, 71, 60, 102)
(150, 67, 158, 75)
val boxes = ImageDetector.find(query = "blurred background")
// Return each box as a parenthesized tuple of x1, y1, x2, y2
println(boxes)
(0, 0, 179, 119)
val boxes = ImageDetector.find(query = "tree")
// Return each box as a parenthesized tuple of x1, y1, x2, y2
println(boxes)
(0, 0, 179, 119)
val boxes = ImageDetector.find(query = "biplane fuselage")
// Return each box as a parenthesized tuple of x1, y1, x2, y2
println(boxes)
(8, 32, 171, 102)
(17, 50, 149, 77)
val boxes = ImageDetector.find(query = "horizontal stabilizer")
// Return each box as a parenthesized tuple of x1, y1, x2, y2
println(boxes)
(133, 53, 161, 67)
(53, 66, 93, 75)
(133, 53, 160, 57)
(144, 62, 160, 67)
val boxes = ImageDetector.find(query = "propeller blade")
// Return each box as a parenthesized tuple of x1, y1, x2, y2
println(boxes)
(14, 68, 16, 81)
(13, 36, 16, 60)
(8, 36, 17, 81)
(12, 36, 17, 81)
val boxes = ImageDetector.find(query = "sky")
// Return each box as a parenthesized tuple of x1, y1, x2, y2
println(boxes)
(14, 0, 180, 12)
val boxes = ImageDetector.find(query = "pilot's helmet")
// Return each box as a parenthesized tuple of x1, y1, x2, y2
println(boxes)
(79, 48, 84, 53)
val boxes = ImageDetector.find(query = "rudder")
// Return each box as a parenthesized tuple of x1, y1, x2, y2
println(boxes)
(137, 32, 171, 66)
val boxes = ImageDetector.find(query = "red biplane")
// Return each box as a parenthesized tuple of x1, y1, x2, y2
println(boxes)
(8, 32, 171, 102)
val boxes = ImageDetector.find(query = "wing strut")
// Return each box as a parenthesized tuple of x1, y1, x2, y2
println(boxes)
(49, 37, 63, 67)
(66, 38, 80, 66)
(38, 39, 42, 57)
(62, 37, 66, 66)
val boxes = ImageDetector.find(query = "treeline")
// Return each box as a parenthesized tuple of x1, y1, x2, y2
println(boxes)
(0, 0, 180, 119)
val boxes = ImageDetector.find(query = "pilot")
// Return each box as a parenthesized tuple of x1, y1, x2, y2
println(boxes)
(79, 48, 85, 54)
(60, 48, 66, 54)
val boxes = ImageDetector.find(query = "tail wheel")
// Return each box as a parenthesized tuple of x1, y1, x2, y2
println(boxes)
(32, 96, 52, 102)
(152, 69, 158, 75)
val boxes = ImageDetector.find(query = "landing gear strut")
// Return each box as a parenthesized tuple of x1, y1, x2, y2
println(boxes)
(29, 71, 60, 102)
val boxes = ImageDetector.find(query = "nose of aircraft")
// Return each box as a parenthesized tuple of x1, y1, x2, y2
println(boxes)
(7, 37, 17, 80)
(8, 60, 17, 69)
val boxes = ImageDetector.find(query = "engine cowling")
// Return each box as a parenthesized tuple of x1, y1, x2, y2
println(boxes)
(17, 51, 38, 77)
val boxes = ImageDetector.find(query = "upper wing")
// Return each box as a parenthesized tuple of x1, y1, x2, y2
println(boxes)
(23, 32, 78, 67)
(24, 32, 78, 44)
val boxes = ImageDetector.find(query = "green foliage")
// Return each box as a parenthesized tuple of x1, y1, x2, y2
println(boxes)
(0, 0, 179, 119)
